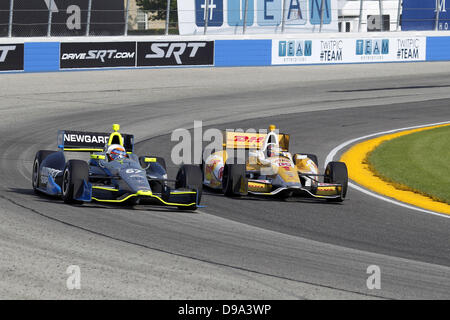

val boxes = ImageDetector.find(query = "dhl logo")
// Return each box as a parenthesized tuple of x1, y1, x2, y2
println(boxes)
(233, 136, 265, 143)
(248, 182, 271, 192)
(224, 131, 289, 150)
(318, 187, 337, 192)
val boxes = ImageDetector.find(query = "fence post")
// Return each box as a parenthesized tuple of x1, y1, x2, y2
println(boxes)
(8, 0, 14, 37)
(358, 0, 363, 32)
(435, 0, 440, 30)
(165, 0, 171, 35)
(204, 0, 209, 35)
(47, 0, 53, 37)
(281, 0, 286, 33)
(124, 0, 130, 35)
(86, 0, 92, 36)
(379, 0, 384, 32)
(319, 0, 325, 32)
(243, 0, 249, 34)
(396, 0, 401, 31)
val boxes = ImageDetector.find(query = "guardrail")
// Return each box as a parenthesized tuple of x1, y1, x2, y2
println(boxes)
(1, 31, 450, 73)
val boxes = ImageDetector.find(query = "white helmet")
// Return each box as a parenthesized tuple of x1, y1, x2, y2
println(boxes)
(262, 130, 280, 158)
(106, 144, 127, 161)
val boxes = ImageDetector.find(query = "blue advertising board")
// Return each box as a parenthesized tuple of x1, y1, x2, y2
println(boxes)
(215, 40, 271, 66)
(402, 0, 450, 31)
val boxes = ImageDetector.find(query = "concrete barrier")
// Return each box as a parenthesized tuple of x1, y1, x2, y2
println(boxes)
(0, 31, 449, 73)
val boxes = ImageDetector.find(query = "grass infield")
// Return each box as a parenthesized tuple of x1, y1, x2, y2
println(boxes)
(367, 125, 450, 205)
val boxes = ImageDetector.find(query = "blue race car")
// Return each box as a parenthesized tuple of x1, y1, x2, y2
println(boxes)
(32, 124, 202, 210)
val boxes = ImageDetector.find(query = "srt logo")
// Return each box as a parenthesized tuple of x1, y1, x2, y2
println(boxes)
(145, 43, 207, 64)
(0, 46, 16, 63)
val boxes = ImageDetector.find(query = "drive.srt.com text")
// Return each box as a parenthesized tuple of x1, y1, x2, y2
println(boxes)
(61, 50, 135, 63)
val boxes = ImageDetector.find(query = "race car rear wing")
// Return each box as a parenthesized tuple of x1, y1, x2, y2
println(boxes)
(223, 130, 290, 151)
(57, 129, 134, 153)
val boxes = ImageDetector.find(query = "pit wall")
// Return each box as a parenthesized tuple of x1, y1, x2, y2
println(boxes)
(1, 31, 450, 73)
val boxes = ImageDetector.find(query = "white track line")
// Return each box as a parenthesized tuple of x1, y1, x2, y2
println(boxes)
(325, 121, 450, 219)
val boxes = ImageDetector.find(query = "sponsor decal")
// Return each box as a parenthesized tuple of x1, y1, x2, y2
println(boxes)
(0, 44, 24, 71)
(275, 158, 293, 170)
(64, 133, 109, 145)
(320, 40, 343, 62)
(396, 38, 422, 60)
(59, 130, 134, 152)
(137, 41, 214, 67)
(277, 40, 312, 63)
(355, 39, 389, 61)
(234, 136, 265, 143)
(60, 42, 136, 69)
(40, 167, 62, 185)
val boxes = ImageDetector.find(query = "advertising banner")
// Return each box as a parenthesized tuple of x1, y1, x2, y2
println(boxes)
(177, 0, 339, 35)
(402, 0, 450, 31)
(60, 42, 136, 69)
(137, 41, 215, 67)
(272, 37, 426, 65)
(0, 44, 24, 71)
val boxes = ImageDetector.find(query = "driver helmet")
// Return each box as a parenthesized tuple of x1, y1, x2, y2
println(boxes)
(266, 144, 282, 158)
(106, 144, 127, 161)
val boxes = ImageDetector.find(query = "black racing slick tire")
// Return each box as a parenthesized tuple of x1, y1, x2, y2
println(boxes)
(324, 161, 348, 202)
(62, 160, 89, 204)
(175, 164, 203, 209)
(222, 163, 247, 197)
(32, 150, 57, 193)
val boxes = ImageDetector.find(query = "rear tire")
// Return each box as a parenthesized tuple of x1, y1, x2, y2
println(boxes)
(32, 150, 57, 193)
(222, 163, 247, 197)
(324, 161, 348, 202)
(175, 164, 203, 209)
(62, 160, 89, 204)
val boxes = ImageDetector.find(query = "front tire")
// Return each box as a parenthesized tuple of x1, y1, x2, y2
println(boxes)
(175, 164, 203, 209)
(324, 161, 348, 202)
(62, 160, 89, 204)
(32, 150, 57, 193)
(222, 163, 247, 197)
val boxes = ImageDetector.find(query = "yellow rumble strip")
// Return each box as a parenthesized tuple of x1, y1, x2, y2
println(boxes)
(340, 124, 450, 215)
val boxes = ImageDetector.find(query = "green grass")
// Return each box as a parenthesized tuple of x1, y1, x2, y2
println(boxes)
(367, 125, 450, 204)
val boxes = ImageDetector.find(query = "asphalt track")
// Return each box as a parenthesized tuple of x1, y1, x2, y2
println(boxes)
(1, 63, 450, 299)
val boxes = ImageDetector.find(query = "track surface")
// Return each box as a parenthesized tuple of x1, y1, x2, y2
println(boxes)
(1, 63, 450, 299)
